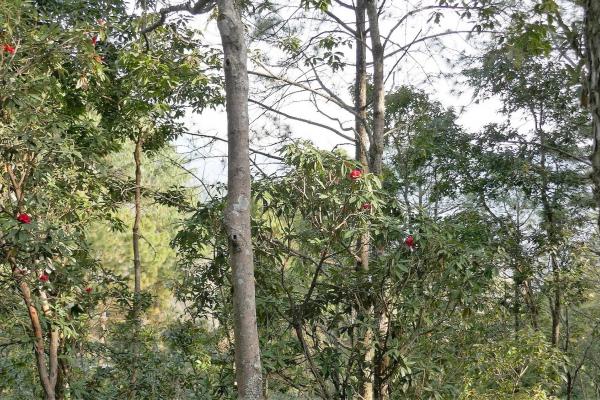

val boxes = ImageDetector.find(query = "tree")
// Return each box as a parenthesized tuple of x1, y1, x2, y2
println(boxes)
(217, 0, 264, 397)
(4, 0, 600, 398)
(138, 0, 266, 395)
(463, 42, 595, 396)
(0, 2, 120, 397)
(174, 141, 501, 399)
(585, 0, 600, 228)
(1, 0, 222, 397)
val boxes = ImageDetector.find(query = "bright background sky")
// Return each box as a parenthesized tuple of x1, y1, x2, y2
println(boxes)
(163, 2, 507, 186)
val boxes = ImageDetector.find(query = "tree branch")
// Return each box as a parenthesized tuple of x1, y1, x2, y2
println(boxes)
(187, 132, 285, 161)
(249, 98, 356, 142)
(141, 0, 215, 34)
(500, 140, 591, 166)
(249, 68, 357, 117)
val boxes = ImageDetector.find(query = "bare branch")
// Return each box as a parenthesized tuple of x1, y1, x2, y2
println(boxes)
(141, 0, 215, 34)
(249, 68, 356, 117)
(310, 93, 356, 133)
(382, 30, 496, 62)
(323, 10, 356, 36)
(332, 0, 355, 10)
(187, 132, 285, 161)
(249, 98, 357, 142)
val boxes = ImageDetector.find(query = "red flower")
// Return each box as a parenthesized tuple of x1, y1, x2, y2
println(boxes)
(16, 213, 31, 224)
(349, 168, 362, 180)
(39, 272, 49, 282)
(3, 44, 16, 55)
(362, 203, 372, 210)
(85, 287, 93, 293)
(404, 235, 415, 249)
(91, 35, 98, 46)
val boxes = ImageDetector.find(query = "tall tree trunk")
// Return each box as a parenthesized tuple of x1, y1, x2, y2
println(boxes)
(217, 0, 264, 398)
(513, 278, 521, 336)
(366, 0, 385, 176)
(539, 124, 560, 346)
(586, 0, 600, 228)
(365, 1, 387, 398)
(355, 0, 370, 272)
(565, 308, 574, 400)
(550, 255, 561, 347)
(355, 0, 369, 168)
(133, 136, 143, 306)
(523, 279, 540, 330)
(130, 135, 143, 397)
(354, 3, 373, 398)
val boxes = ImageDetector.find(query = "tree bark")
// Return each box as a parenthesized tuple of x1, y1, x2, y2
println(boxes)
(513, 278, 520, 336)
(39, 291, 59, 392)
(130, 135, 143, 398)
(217, 0, 264, 398)
(366, 0, 385, 176)
(565, 308, 574, 400)
(365, 1, 386, 398)
(586, 0, 600, 228)
(16, 274, 56, 400)
(133, 135, 143, 306)
(523, 278, 540, 330)
(355, 0, 369, 168)
(55, 351, 68, 400)
(355, 0, 370, 274)
(538, 123, 560, 346)
(355, 2, 374, 397)
(550, 255, 561, 347)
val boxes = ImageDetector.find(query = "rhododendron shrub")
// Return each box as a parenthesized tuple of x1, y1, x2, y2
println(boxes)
(0, 1, 131, 396)
(174, 142, 495, 397)
(0, 0, 221, 397)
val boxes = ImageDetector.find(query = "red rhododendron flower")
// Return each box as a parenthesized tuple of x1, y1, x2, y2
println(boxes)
(349, 168, 362, 180)
(39, 272, 49, 282)
(3, 44, 16, 55)
(404, 235, 415, 248)
(16, 213, 31, 224)
(362, 203, 372, 210)
(85, 287, 93, 293)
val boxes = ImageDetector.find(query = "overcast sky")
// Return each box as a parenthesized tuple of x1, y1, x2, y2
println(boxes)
(166, 1, 506, 186)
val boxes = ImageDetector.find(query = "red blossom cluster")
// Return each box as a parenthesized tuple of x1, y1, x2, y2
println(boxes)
(404, 235, 415, 250)
(17, 213, 31, 224)
(349, 168, 362, 180)
(3, 44, 15, 55)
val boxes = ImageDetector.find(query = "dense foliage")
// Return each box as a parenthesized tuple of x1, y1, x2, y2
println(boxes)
(1, 0, 599, 399)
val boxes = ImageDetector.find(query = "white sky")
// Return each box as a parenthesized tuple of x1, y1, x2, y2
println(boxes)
(169, 1, 506, 186)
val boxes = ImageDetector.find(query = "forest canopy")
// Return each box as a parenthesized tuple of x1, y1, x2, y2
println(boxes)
(1, 0, 600, 399)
